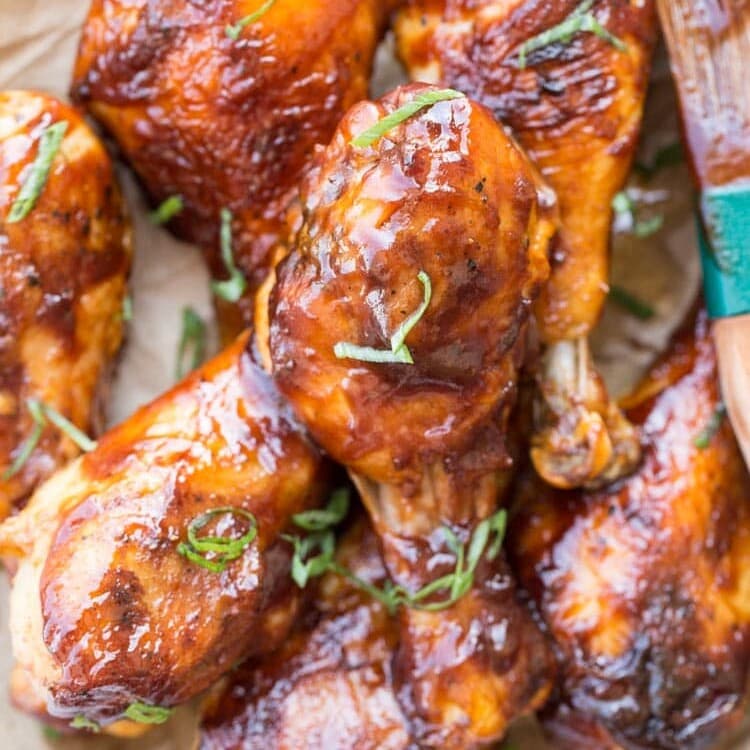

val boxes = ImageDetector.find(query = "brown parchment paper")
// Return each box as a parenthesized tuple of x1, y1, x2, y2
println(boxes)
(0, 3, 745, 749)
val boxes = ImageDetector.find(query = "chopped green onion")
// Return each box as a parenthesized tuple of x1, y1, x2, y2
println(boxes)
(178, 507, 258, 573)
(611, 190, 632, 215)
(351, 89, 464, 148)
(517, 0, 626, 69)
(70, 716, 100, 733)
(407, 509, 508, 612)
(121, 295, 133, 322)
(123, 702, 173, 725)
(609, 285, 655, 320)
(293, 488, 350, 531)
(284, 508, 508, 614)
(390, 271, 433, 353)
(694, 403, 727, 449)
(226, 0, 276, 39)
(41, 725, 62, 741)
(175, 306, 207, 380)
(334, 271, 432, 365)
(332, 343, 414, 364)
(328, 562, 406, 615)
(149, 195, 183, 225)
(40, 400, 97, 452)
(2, 398, 96, 481)
(283, 530, 336, 588)
(7, 121, 68, 223)
(635, 142, 684, 179)
(1, 399, 45, 481)
(211, 208, 247, 303)
(633, 214, 664, 238)
(612, 190, 664, 239)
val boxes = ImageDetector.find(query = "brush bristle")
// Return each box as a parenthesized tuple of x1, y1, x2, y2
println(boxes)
(657, 0, 750, 186)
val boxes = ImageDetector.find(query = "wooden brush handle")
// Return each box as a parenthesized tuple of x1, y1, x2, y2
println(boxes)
(714, 316, 750, 466)
(657, 0, 750, 188)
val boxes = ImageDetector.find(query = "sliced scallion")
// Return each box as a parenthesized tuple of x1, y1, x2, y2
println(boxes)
(334, 271, 432, 365)
(123, 702, 173, 725)
(211, 208, 247, 303)
(517, 0, 626, 69)
(178, 507, 258, 573)
(351, 89, 464, 148)
(226, 0, 276, 40)
(8, 120, 68, 223)
(175, 306, 207, 381)
(149, 195, 183, 225)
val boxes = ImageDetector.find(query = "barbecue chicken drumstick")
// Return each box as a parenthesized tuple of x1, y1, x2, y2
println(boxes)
(269, 83, 557, 748)
(0, 333, 327, 735)
(395, 0, 658, 489)
(72, 0, 391, 339)
(0, 90, 131, 519)
(509, 309, 750, 749)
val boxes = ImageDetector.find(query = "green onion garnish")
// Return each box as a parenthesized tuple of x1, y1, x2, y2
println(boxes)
(283, 530, 337, 588)
(517, 0, 626, 69)
(42, 725, 62, 741)
(178, 507, 258, 573)
(226, 0, 276, 39)
(1, 398, 45, 481)
(211, 208, 247, 303)
(121, 295, 133, 322)
(284, 508, 507, 615)
(609, 284, 655, 320)
(149, 195, 183, 225)
(611, 190, 632, 215)
(334, 271, 432, 365)
(7, 121, 68, 223)
(694, 403, 727, 449)
(292, 488, 350, 532)
(633, 215, 664, 238)
(69, 716, 100, 733)
(1, 398, 96, 481)
(41, 401, 97, 452)
(351, 90, 464, 148)
(175, 306, 207, 381)
(611, 190, 664, 239)
(123, 702, 173, 725)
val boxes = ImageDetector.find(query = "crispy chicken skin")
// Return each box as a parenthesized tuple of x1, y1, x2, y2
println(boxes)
(0, 91, 131, 518)
(394, 0, 657, 489)
(198, 517, 414, 750)
(509, 309, 750, 749)
(0, 333, 327, 733)
(269, 83, 556, 747)
(71, 0, 390, 338)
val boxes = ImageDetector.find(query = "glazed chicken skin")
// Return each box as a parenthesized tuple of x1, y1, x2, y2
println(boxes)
(0, 90, 131, 518)
(72, 0, 391, 338)
(0, 332, 327, 734)
(395, 0, 657, 489)
(269, 83, 557, 748)
(199, 516, 413, 750)
(509, 309, 750, 749)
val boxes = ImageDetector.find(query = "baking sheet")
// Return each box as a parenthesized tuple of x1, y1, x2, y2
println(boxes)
(0, 2, 742, 748)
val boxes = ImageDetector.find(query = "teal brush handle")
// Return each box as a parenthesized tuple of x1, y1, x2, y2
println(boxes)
(699, 182, 750, 318)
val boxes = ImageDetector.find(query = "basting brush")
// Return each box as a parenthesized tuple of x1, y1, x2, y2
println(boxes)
(657, 0, 750, 463)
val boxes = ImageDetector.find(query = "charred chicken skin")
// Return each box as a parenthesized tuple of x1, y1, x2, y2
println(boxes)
(198, 516, 413, 750)
(509, 309, 750, 749)
(0, 90, 131, 518)
(71, 0, 391, 338)
(269, 83, 557, 748)
(395, 0, 658, 489)
(0, 333, 327, 735)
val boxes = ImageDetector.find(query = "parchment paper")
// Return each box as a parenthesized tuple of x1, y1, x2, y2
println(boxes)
(0, 3, 742, 749)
